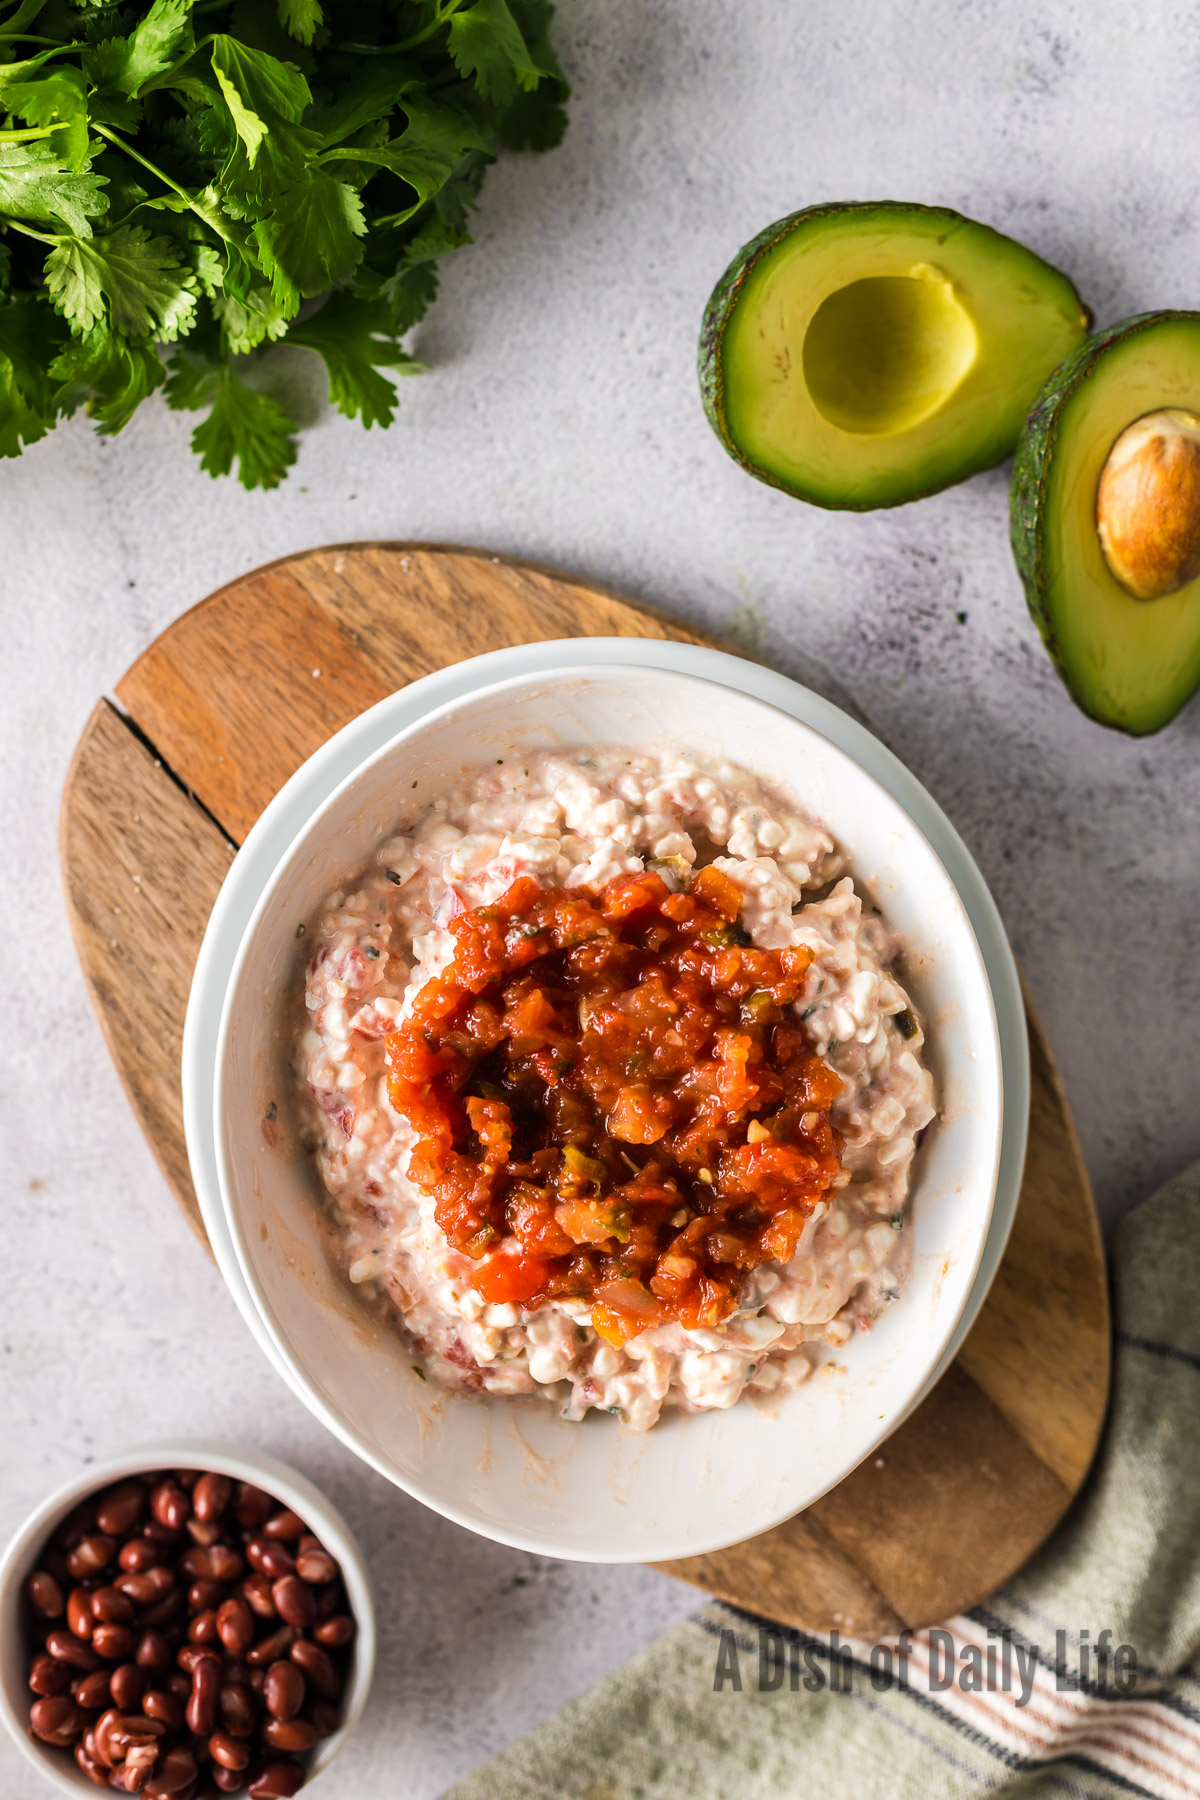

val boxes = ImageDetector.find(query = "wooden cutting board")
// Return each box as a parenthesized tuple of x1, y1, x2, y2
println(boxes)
(61, 543, 1110, 1635)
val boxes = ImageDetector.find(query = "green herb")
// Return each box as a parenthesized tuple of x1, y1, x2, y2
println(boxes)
(699, 921, 752, 949)
(412, 1362, 427, 1378)
(562, 1143, 606, 1187)
(0, 0, 568, 486)
(385, 868, 403, 884)
(364, 944, 380, 958)
(890, 1212, 904, 1230)
(826, 1038, 839, 1057)
(895, 1007, 919, 1040)
(295, 922, 306, 937)
(265, 1099, 277, 1120)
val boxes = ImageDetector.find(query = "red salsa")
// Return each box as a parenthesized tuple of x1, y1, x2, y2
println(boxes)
(384, 866, 843, 1344)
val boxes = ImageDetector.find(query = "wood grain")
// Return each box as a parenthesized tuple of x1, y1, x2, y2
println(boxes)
(64, 542, 1110, 1633)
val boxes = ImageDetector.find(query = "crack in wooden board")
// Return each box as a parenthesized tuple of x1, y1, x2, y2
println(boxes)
(63, 542, 1110, 1633)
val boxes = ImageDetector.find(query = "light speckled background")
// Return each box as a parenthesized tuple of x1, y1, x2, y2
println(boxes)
(3, 2, 1199, 1794)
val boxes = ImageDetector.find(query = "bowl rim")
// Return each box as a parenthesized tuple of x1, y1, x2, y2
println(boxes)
(0, 1441, 376, 1798)
(208, 653, 1015, 1561)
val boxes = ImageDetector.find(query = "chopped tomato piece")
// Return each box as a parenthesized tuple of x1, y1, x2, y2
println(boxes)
(470, 1251, 553, 1305)
(690, 864, 743, 919)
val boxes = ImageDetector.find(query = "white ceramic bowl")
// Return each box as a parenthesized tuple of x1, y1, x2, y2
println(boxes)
(208, 657, 1017, 1563)
(0, 1443, 376, 1798)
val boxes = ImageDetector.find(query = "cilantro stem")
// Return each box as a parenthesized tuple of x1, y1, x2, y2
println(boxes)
(0, 215, 59, 244)
(0, 124, 55, 141)
(336, 0, 470, 55)
(91, 124, 199, 212)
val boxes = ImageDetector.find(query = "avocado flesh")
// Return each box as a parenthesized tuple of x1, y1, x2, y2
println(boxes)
(1011, 313, 1200, 735)
(702, 202, 1089, 510)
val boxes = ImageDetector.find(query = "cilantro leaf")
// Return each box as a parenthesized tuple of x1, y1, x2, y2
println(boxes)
(50, 322, 166, 435)
(46, 225, 198, 340)
(84, 0, 195, 103)
(192, 367, 297, 488)
(253, 169, 364, 300)
(2, 67, 90, 170)
(277, 0, 324, 47)
(321, 96, 490, 222)
(0, 140, 108, 235)
(209, 35, 311, 164)
(214, 284, 290, 354)
(0, 294, 70, 454)
(447, 0, 545, 106)
(288, 291, 420, 428)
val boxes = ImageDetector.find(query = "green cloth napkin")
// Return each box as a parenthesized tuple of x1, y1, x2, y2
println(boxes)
(448, 1160, 1200, 1800)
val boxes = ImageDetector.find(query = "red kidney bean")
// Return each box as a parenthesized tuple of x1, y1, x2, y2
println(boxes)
(179, 1545, 214, 1581)
(110, 1662, 148, 1709)
(178, 1643, 222, 1675)
(116, 1572, 159, 1607)
(136, 1630, 171, 1673)
(30, 1652, 74, 1696)
(308, 1700, 341, 1740)
(174, 1470, 200, 1491)
(242, 1575, 276, 1619)
(262, 1511, 305, 1543)
(246, 1541, 295, 1581)
(75, 1738, 112, 1786)
(187, 1517, 223, 1548)
(219, 1682, 256, 1738)
(67, 1535, 118, 1579)
(193, 1473, 232, 1524)
(188, 1610, 220, 1646)
(74, 1669, 113, 1709)
(248, 1761, 306, 1798)
(313, 1582, 340, 1620)
(186, 1656, 220, 1735)
(217, 1597, 256, 1655)
(94, 1623, 136, 1662)
(67, 1587, 96, 1639)
(234, 1484, 274, 1531)
(143, 1565, 177, 1600)
(262, 1716, 316, 1753)
(143, 1518, 182, 1545)
(245, 1625, 294, 1668)
(120, 1537, 168, 1574)
(209, 1730, 250, 1771)
(56, 1498, 98, 1548)
(208, 1545, 245, 1584)
(30, 1694, 86, 1745)
(92, 1584, 136, 1624)
(189, 1580, 226, 1612)
(288, 1639, 340, 1702)
(143, 1687, 183, 1730)
(213, 1768, 245, 1794)
(293, 1546, 337, 1586)
(166, 1671, 191, 1703)
(139, 1590, 185, 1628)
(96, 1482, 147, 1539)
(270, 1577, 314, 1632)
(246, 1668, 265, 1697)
(28, 1570, 65, 1618)
(144, 1745, 197, 1797)
(151, 1483, 191, 1533)
(46, 1628, 103, 1671)
(313, 1614, 353, 1650)
(263, 1661, 304, 1722)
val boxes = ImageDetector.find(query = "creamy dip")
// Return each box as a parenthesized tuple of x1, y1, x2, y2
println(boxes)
(293, 748, 936, 1430)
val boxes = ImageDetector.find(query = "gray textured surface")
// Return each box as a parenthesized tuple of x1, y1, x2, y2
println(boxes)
(2, 3, 1199, 1795)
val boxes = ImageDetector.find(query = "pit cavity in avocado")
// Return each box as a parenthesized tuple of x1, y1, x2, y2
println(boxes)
(699, 201, 1090, 510)
(1011, 311, 1200, 735)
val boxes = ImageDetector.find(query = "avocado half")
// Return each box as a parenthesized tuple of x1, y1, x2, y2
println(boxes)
(1011, 312, 1200, 735)
(699, 201, 1090, 510)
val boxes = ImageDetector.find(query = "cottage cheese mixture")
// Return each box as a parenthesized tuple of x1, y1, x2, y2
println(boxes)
(294, 749, 936, 1431)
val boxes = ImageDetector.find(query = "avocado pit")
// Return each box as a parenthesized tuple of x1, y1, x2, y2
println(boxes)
(1096, 408, 1200, 600)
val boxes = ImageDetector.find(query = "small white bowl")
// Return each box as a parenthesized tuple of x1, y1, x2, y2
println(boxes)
(0, 1443, 376, 1798)
(208, 659, 1014, 1563)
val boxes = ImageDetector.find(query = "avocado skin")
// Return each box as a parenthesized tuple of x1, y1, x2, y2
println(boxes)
(699, 200, 1087, 512)
(1009, 310, 1200, 736)
(699, 201, 974, 511)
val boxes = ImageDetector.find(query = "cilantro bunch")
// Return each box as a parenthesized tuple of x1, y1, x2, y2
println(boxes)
(0, 0, 567, 486)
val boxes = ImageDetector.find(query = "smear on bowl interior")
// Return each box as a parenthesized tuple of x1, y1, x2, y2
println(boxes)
(292, 750, 936, 1430)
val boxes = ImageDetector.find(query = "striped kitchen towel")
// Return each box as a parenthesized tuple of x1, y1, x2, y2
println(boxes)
(448, 1159, 1200, 1799)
